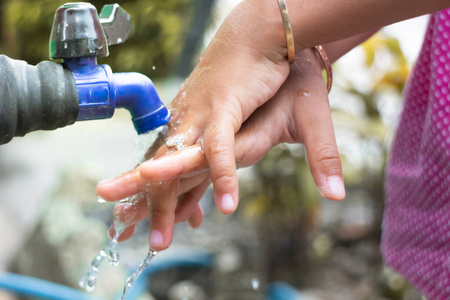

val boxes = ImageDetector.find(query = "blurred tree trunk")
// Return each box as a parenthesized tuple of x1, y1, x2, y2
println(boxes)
(1, 0, 19, 58)
(0, 0, 4, 51)
(249, 148, 320, 287)
(173, 0, 215, 77)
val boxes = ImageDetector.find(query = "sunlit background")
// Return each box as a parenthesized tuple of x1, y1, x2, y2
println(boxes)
(0, 0, 430, 299)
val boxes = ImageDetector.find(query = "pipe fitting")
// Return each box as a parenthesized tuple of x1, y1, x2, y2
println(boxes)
(65, 57, 170, 134)
(55, 3, 170, 135)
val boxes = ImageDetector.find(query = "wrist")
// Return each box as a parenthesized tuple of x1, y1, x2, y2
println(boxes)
(241, 0, 304, 64)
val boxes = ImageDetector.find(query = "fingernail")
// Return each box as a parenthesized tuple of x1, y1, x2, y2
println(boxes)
(326, 176, 346, 199)
(220, 194, 235, 211)
(150, 230, 163, 248)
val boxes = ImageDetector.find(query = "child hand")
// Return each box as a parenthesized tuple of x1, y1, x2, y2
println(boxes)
(97, 48, 344, 249)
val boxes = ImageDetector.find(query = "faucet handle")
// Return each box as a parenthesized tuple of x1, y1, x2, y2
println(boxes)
(49, 3, 132, 59)
(99, 4, 132, 46)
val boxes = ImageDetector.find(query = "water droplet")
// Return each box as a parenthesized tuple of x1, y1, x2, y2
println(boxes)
(108, 250, 120, 267)
(152, 66, 156, 70)
(251, 278, 260, 290)
(117, 37, 123, 44)
(296, 89, 311, 97)
(97, 197, 106, 203)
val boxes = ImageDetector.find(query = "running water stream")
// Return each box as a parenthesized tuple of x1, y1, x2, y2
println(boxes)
(120, 250, 158, 300)
(79, 126, 186, 299)
(79, 220, 125, 292)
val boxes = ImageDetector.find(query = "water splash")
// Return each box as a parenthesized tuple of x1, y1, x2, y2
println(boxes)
(79, 250, 106, 292)
(119, 191, 147, 205)
(80, 191, 150, 293)
(107, 233, 120, 267)
(81, 125, 166, 295)
(79, 224, 125, 291)
(97, 197, 107, 203)
(135, 128, 164, 164)
(120, 250, 158, 300)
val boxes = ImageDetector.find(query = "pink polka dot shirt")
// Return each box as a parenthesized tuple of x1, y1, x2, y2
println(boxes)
(382, 8, 450, 299)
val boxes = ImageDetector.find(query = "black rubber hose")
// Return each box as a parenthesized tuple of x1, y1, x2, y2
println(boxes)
(0, 55, 79, 145)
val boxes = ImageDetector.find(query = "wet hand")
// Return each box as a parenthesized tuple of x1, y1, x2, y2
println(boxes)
(97, 48, 344, 249)
(149, 0, 291, 216)
(99, 0, 292, 250)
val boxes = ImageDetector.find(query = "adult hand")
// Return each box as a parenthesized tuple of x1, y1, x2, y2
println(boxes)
(98, 48, 344, 248)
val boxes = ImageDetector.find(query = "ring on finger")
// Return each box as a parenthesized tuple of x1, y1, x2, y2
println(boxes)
(166, 134, 187, 151)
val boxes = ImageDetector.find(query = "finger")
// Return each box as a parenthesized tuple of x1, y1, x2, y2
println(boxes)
(98, 130, 203, 201)
(108, 224, 137, 243)
(289, 56, 345, 201)
(234, 99, 288, 168)
(148, 180, 179, 251)
(175, 178, 211, 223)
(187, 204, 204, 229)
(203, 116, 239, 214)
(97, 168, 147, 201)
(109, 173, 209, 227)
(179, 172, 210, 195)
(112, 197, 149, 226)
(303, 120, 345, 201)
(140, 145, 207, 182)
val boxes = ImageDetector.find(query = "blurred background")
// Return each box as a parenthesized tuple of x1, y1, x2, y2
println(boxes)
(0, 0, 430, 299)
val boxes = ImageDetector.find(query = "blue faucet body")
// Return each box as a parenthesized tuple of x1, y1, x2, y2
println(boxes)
(64, 57, 171, 135)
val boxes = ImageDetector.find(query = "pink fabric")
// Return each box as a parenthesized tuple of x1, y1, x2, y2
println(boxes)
(382, 9, 450, 299)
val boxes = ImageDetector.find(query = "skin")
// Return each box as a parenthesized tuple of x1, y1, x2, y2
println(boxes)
(99, 48, 344, 246)
(98, 0, 450, 250)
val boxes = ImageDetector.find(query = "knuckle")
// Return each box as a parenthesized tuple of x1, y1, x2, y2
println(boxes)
(207, 131, 231, 157)
(208, 141, 229, 158)
(212, 98, 242, 128)
(150, 206, 169, 222)
(314, 144, 342, 171)
(226, 103, 243, 130)
(213, 173, 236, 189)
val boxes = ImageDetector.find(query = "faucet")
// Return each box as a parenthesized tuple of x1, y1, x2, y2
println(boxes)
(51, 3, 171, 134)
(0, 3, 170, 145)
